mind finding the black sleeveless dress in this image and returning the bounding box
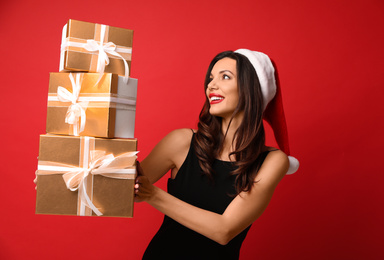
[142,134,270,260]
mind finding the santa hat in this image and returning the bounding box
[235,49,299,174]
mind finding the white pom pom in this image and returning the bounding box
[287,156,299,175]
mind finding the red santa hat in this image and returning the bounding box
[235,49,299,174]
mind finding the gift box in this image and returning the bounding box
[59,19,133,79]
[46,72,137,138]
[35,134,138,217]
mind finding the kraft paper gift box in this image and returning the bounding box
[35,134,138,217]
[46,72,137,138]
[59,19,133,79]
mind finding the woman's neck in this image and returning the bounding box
[221,111,243,137]
[219,112,244,161]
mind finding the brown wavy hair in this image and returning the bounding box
[193,50,266,194]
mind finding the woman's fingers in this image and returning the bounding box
[134,175,153,203]
[134,176,145,202]
[134,181,140,194]
[34,171,38,190]
[134,162,143,202]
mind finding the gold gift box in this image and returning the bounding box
[59,19,133,77]
[35,134,138,218]
[46,72,137,138]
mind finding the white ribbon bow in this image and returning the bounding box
[62,151,138,216]
[57,73,88,136]
[83,25,130,84]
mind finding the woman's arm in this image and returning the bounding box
[135,149,289,245]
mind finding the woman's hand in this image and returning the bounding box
[134,161,156,203]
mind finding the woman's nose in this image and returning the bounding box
[208,79,218,90]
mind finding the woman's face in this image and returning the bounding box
[206,57,239,119]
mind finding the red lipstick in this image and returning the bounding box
[209,93,224,104]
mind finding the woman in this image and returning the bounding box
[135,49,299,259]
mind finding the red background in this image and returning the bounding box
[1,0,383,259]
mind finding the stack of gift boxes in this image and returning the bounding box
[35,19,138,218]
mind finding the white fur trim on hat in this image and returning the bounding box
[234,49,276,111]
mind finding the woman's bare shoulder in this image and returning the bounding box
[159,128,195,154]
[256,149,289,183]
[141,128,196,182]
[267,149,289,164]
[162,128,195,169]
[164,128,195,144]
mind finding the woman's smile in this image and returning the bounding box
[209,93,225,104]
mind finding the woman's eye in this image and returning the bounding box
[223,74,230,80]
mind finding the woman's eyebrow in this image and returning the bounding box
[219,70,235,75]
[211,70,235,77]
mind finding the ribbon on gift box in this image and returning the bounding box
[61,23,131,83]
[49,73,137,136]
[56,73,88,136]
[36,136,138,216]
